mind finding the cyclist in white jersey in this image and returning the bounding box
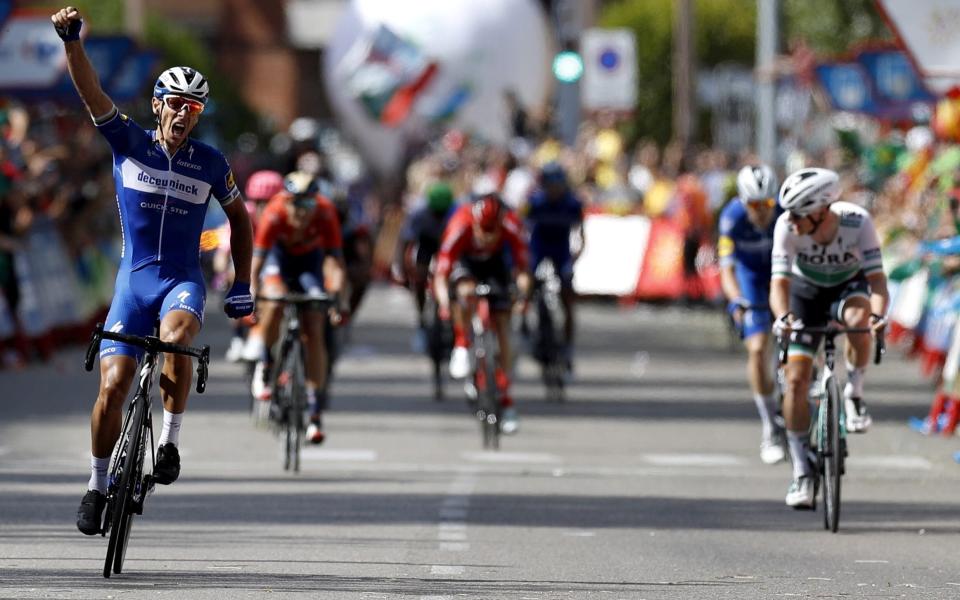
[769,168,888,509]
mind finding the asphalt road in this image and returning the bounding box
[1,284,959,599]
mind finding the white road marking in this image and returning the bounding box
[642,453,745,467]
[562,530,596,537]
[437,530,467,541]
[854,560,889,564]
[439,542,469,551]
[300,448,377,462]
[438,522,467,531]
[0,447,8,457]
[461,451,561,464]
[847,455,931,470]
[430,565,464,576]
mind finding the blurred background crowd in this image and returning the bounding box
[4,0,960,434]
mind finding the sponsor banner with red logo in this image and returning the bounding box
[634,218,686,300]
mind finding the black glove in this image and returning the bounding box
[54,18,82,42]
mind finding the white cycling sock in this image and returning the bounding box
[157,409,183,447]
[753,393,778,438]
[844,360,865,399]
[786,430,811,480]
[88,455,109,493]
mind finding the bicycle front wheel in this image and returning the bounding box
[104,393,147,577]
[478,331,500,450]
[822,375,842,532]
[289,343,306,473]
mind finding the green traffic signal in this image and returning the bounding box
[552,50,583,83]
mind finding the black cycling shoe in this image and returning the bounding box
[152,443,181,485]
[77,490,106,535]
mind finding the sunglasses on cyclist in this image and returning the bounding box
[746,198,776,209]
[291,195,316,210]
[163,95,205,115]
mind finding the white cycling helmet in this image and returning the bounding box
[778,167,840,216]
[153,66,210,104]
[736,164,777,203]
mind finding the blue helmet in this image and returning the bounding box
[540,161,567,186]
[153,66,210,104]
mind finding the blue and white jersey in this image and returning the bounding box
[717,199,779,276]
[97,110,240,273]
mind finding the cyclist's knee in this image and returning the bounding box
[842,300,870,327]
[98,368,133,410]
[455,279,477,299]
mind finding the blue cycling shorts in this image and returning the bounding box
[100,263,205,360]
[735,268,771,339]
[741,306,773,339]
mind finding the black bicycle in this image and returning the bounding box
[528,259,567,403]
[778,323,883,532]
[423,290,452,402]
[83,322,209,578]
[257,292,332,472]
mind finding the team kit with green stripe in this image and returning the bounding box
[771,202,883,358]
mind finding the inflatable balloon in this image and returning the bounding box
[932,97,960,142]
[323,0,552,176]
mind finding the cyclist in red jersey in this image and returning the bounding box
[249,171,347,444]
[434,178,532,434]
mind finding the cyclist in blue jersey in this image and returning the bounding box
[52,7,255,535]
[522,162,584,373]
[718,164,785,464]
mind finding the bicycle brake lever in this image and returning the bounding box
[195,346,210,393]
[84,323,104,372]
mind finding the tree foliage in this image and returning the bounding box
[783,0,892,55]
[598,0,892,146]
[599,0,756,145]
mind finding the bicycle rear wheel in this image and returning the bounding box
[289,343,306,473]
[822,376,842,532]
[478,331,500,450]
[104,393,147,577]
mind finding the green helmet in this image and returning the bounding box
[426,182,454,214]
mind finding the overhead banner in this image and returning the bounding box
[875,0,960,93]
[580,28,637,112]
[52,36,134,98]
[0,14,67,90]
[106,50,158,103]
[815,62,876,113]
[857,49,934,104]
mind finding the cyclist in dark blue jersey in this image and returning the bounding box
[522,163,584,373]
[51,7,255,535]
[717,164,785,465]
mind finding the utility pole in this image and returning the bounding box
[756,0,778,165]
[554,0,582,145]
[672,0,695,150]
[125,0,145,42]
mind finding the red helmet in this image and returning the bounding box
[245,170,284,202]
[471,195,502,232]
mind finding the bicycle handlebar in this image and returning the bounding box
[777,325,885,366]
[83,323,211,394]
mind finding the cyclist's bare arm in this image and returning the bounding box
[223,199,253,285]
[52,7,115,120]
[769,276,790,320]
[720,264,743,303]
[865,271,889,332]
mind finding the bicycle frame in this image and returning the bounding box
[256,293,332,472]
[532,260,566,402]
[778,323,883,532]
[83,322,209,577]
[469,283,502,449]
